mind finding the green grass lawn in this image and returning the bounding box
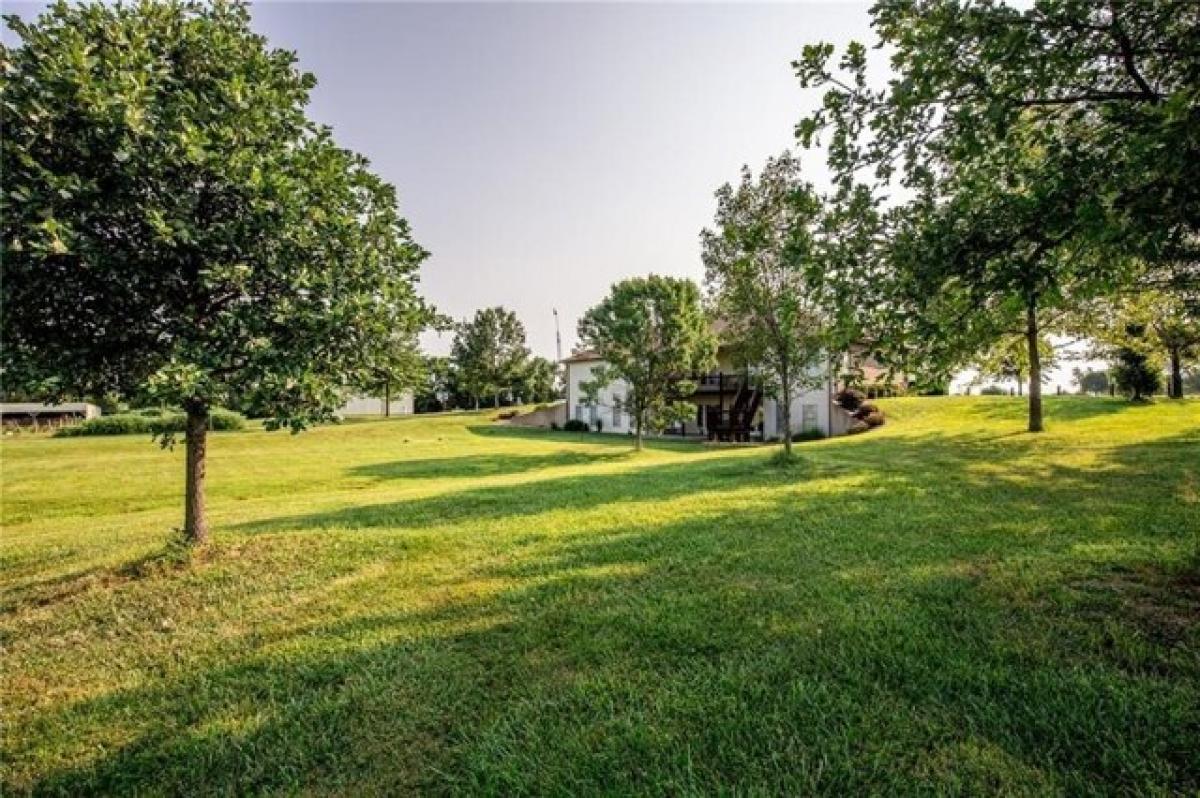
[2,397,1198,795]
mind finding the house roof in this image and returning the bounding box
[561,350,602,365]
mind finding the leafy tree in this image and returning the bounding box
[451,307,530,409]
[1153,305,1200,400]
[885,121,1129,430]
[795,0,1197,430]
[701,152,831,456]
[1081,289,1199,398]
[577,276,716,450]
[352,333,426,417]
[1184,367,1200,396]
[972,334,1058,397]
[796,0,1200,282]
[1111,325,1162,400]
[1071,368,1110,396]
[0,2,432,545]
[413,356,469,413]
[513,356,559,404]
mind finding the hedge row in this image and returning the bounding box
[55,409,246,437]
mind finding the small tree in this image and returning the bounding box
[1111,325,1162,401]
[514,356,559,404]
[1072,368,1110,396]
[1153,304,1200,400]
[451,307,530,409]
[701,152,830,456]
[577,276,716,450]
[1,2,432,546]
[972,335,1058,398]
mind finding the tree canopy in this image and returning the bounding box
[0,1,433,543]
[577,276,716,450]
[451,307,530,408]
[701,152,831,455]
[793,0,1195,428]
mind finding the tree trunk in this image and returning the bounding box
[781,384,793,457]
[183,405,210,545]
[494,391,500,408]
[1169,346,1183,399]
[384,380,391,417]
[635,415,644,451]
[1026,301,1044,433]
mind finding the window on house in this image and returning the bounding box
[589,403,599,426]
[802,403,818,431]
[575,403,585,422]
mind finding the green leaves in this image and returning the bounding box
[451,307,530,406]
[578,275,716,444]
[1,0,433,430]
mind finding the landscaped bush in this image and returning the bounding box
[562,419,590,432]
[852,401,879,421]
[791,428,825,442]
[847,419,870,435]
[862,410,886,428]
[835,388,866,411]
[56,409,246,437]
[979,385,1007,396]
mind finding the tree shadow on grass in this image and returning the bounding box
[15,432,1200,795]
[467,422,710,451]
[961,395,1139,425]
[349,450,633,481]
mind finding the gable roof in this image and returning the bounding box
[561,350,602,365]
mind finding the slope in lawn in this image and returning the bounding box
[2,398,1198,794]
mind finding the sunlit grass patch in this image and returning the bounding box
[2,397,1198,794]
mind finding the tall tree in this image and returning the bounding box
[795,0,1199,429]
[796,0,1200,276]
[514,356,559,405]
[451,307,529,408]
[1111,324,1162,401]
[1,2,433,545]
[971,334,1058,397]
[701,152,830,456]
[577,276,716,450]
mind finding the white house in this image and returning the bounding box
[339,391,414,417]
[562,346,842,441]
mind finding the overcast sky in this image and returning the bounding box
[4,1,1085,391]
[238,2,872,360]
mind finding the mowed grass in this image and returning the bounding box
[2,398,1198,796]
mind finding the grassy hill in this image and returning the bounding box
[2,397,1198,795]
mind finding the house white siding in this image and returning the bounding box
[565,356,838,439]
[339,391,415,417]
[760,380,833,440]
[565,360,632,433]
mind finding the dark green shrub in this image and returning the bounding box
[1112,346,1160,401]
[852,401,879,420]
[835,388,866,411]
[979,385,1007,396]
[56,414,155,436]
[207,409,246,431]
[563,419,589,432]
[56,409,246,437]
[791,428,825,442]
